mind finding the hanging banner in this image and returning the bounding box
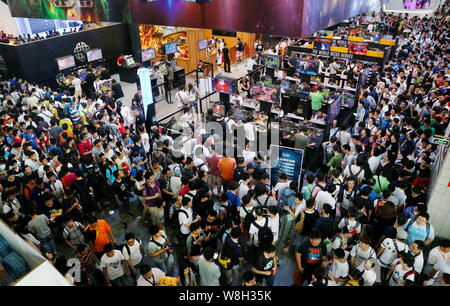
[6,0,131,22]
[137,67,153,119]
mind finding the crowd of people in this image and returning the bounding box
[0,4,449,287]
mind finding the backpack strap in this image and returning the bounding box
[403,269,416,280]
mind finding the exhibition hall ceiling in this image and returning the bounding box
[6,0,389,37]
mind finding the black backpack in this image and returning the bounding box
[233,166,245,182]
[121,238,141,256]
[252,217,273,246]
[170,207,189,230]
[242,206,256,230]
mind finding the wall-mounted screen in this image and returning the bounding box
[164,42,178,55]
[403,0,431,9]
[86,48,103,62]
[313,39,332,51]
[56,55,76,71]
[198,39,208,51]
[348,42,368,55]
[260,55,281,69]
[141,48,156,62]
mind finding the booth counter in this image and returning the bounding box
[0,220,71,286]
[117,63,141,83]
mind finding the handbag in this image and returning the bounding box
[294,212,305,234]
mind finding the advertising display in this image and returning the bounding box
[141,48,156,62]
[137,67,154,120]
[269,145,304,188]
[260,55,281,69]
[212,103,225,116]
[56,55,76,71]
[403,0,431,9]
[7,0,131,22]
[212,77,236,95]
[250,84,280,103]
[86,49,103,62]
[198,39,208,51]
[313,39,332,51]
[164,42,178,55]
[348,42,368,55]
[295,60,320,76]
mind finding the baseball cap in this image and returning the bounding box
[133,157,144,164]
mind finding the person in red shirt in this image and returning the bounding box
[78,132,93,160]
[60,165,78,190]
[206,147,223,195]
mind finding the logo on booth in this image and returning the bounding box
[73,42,91,63]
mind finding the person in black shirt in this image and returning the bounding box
[103,91,116,115]
[61,189,83,223]
[85,70,96,99]
[201,210,222,249]
[295,229,328,285]
[193,189,214,221]
[113,170,132,229]
[252,244,277,286]
[294,199,320,250]
[1,170,22,199]
[222,227,244,286]
[111,79,124,100]
[40,193,64,239]
[222,43,231,73]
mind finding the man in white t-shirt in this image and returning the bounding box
[424,240,450,276]
[179,197,200,236]
[362,258,378,286]
[72,76,82,98]
[177,87,190,108]
[136,264,165,286]
[377,231,410,271]
[101,243,133,286]
[268,206,280,244]
[387,253,416,286]
[122,233,144,276]
[314,184,336,211]
[327,248,349,286]
[249,207,270,247]
[411,240,425,274]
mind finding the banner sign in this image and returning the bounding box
[270,145,304,188]
[137,67,153,119]
[8,0,383,38]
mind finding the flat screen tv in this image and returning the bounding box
[313,39,332,51]
[212,103,225,116]
[198,39,208,51]
[295,60,319,76]
[260,54,281,69]
[250,84,280,104]
[56,55,76,71]
[348,42,368,55]
[164,42,178,55]
[86,48,103,62]
[403,0,431,9]
[141,48,156,62]
[212,77,236,95]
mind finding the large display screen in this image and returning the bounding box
[260,55,281,69]
[86,49,103,62]
[212,77,236,95]
[270,145,304,188]
[198,39,208,51]
[250,84,280,103]
[141,48,156,62]
[56,55,76,71]
[313,39,332,51]
[295,60,319,76]
[164,42,178,55]
[212,103,225,116]
[403,0,431,9]
[348,42,368,55]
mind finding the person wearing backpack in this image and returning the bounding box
[240,195,255,234]
[350,236,376,271]
[220,227,244,286]
[402,212,435,246]
[148,225,174,275]
[343,156,365,185]
[387,252,416,286]
[377,231,410,278]
[293,199,320,252]
[249,206,273,248]
[122,232,145,278]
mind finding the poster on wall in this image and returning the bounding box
[6,0,131,22]
[269,145,304,188]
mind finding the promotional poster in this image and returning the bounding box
[270,145,304,188]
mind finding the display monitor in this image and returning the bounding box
[280,80,292,92]
[313,39,332,51]
[86,49,103,62]
[348,42,368,55]
[212,77,236,95]
[141,48,156,62]
[295,60,319,76]
[348,27,363,37]
[250,84,280,104]
[56,55,76,71]
[164,42,178,55]
[403,0,431,9]
[260,54,281,69]
[198,39,208,51]
[212,103,225,116]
